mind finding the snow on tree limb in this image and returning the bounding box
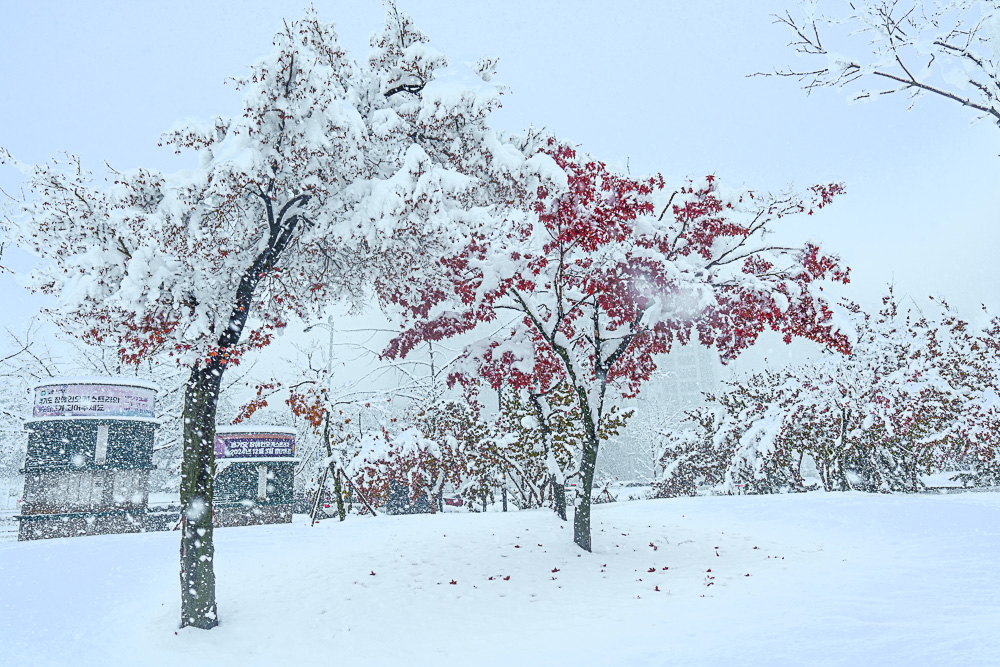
[759,0,1000,125]
[383,138,851,549]
[1,2,563,627]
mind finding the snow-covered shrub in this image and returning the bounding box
[652,408,726,497]
[940,314,1000,487]
[655,375,811,496]
[660,289,1000,494]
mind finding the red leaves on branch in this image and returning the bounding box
[287,385,327,429]
[386,139,851,426]
[233,381,282,425]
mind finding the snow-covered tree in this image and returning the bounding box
[763,0,1000,126]
[1,6,559,629]
[386,140,852,551]
[665,289,996,494]
[493,382,575,516]
[654,371,795,496]
[937,308,1000,485]
[0,325,39,492]
[488,380,630,516]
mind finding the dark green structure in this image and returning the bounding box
[18,379,158,541]
[213,426,297,527]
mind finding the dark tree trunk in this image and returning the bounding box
[176,192,310,630]
[569,329,606,552]
[573,429,599,552]
[179,363,223,629]
[551,474,567,521]
[333,469,347,521]
[323,415,347,521]
[515,294,629,552]
[568,308,629,551]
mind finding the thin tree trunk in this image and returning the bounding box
[309,466,329,526]
[323,414,346,521]
[179,363,223,630]
[819,462,832,492]
[551,474,567,521]
[333,469,346,521]
[573,409,600,552]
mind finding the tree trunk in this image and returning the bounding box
[179,363,223,630]
[333,469,346,521]
[551,474,567,521]
[176,192,309,630]
[323,415,346,522]
[573,428,599,552]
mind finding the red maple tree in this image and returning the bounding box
[386,140,852,550]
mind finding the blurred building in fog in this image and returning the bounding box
[596,344,721,483]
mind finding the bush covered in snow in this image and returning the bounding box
[656,289,1000,495]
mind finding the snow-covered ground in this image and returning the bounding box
[1,493,998,665]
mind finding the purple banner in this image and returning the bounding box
[33,383,156,419]
[214,432,295,459]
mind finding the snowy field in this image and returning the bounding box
[1,493,999,666]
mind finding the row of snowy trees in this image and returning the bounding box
[2,0,994,634]
[655,289,1000,496]
[287,368,632,519]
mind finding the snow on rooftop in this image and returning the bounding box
[215,426,296,436]
[23,415,162,426]
[29,377,160,392]
[216,457,300,464]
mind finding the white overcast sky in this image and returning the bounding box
[1,0,998,359]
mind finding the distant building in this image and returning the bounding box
[18,378,158,541]
[646,343,720,426]
[596,344,721,482]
